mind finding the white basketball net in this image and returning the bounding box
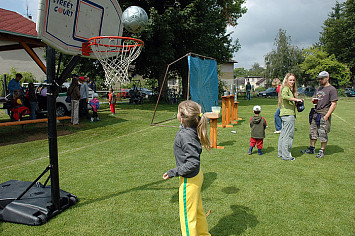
[88,37,143,87]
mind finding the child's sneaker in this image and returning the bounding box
[258,150,264,155]
[248,147,253,155]
[316,149,325,158]
[96,117,101,121]
[301,146,315,154]
[90,117,94,122]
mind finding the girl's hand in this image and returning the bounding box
[163,172,169,180]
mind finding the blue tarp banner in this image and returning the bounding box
[188,56,218,112]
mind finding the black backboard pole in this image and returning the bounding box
[46,46,60,210]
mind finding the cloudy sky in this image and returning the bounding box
[0,0,344,69]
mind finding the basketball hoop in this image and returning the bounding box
[83,36,144,87]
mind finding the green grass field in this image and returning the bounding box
[0,97,354,235]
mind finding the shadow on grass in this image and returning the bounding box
[293,145,344,157]
[170,172,217,203]
[218,140,235,146]
[76,179,167,208]
[222,186,240,194]
[0,114,128,146]
[210,205,259,236]
[262,146,275,154]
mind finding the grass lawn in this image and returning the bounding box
[0,97,354,235]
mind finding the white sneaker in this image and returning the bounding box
[90,117,94,122]
[274,130,281,134]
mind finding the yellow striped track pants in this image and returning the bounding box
[179,170,210,236]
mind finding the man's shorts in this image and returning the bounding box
[309,115,331,142]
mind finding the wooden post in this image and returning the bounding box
[226,96,231,125]
[218,96,233,128]
[234,101,242,121]
[205,112,224,149]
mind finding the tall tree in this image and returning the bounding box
[234,67,248,77]
[248,63,265,77]
[129,0,247,98]
[264,29,304,84]
[300,46,351,87]
[319,0,355,76]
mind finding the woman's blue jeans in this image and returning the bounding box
[274,108,282,131]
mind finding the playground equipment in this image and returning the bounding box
[0,0,146,225]
[151,52,218,127]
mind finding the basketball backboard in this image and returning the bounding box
[37,0,123,58]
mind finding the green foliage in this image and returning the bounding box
[234,64,266,78]
[248,63,266,77]
[218,78,227,98]
[300,47,351,87]
[129,0,247,97]
[234,67,248,77]
[319,0,355,75]
[265,29,305,83]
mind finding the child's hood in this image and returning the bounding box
[91,98,99,102]
[252,115,262,124]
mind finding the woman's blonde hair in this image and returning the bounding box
[178,100,211,150]
[278,73,298,107]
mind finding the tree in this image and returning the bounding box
[300,47,351,87]
[248,63,265,77]
[319,0,355,76]
[234,67,248,77]
[264,29,304,84]
[127,0,247,99]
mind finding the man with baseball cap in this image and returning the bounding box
[301,71,338,158]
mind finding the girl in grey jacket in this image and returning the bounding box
[163,100,211,236]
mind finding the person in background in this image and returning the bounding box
[67,77,80,125]
[8,73,23,98]
[87,76,97,92]
[108,88,117,115]
[248,105,267,155]
[246,80,252,101]
[27,83,37,120]
[89,93,101,122]
[277,73,303,161]
[301,71,338,158]
[10,89,30,121]
[272,78,282,133]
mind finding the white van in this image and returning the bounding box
[23,82,94,117]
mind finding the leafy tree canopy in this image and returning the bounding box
[264,29,304,84]
[234,63,265,78]
[300,46,351,87]
[319,0,355,75]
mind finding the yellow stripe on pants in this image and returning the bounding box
[179,170,210,236]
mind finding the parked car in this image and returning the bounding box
[23,82,94,117]
[141,88,157,98]
[345,88,355,97]
[257,88,277,97]
[118,88,130,99]
[297,87,315,97]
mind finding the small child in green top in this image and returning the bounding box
[249,105,267,155]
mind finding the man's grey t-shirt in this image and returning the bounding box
[314,85,338,111]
